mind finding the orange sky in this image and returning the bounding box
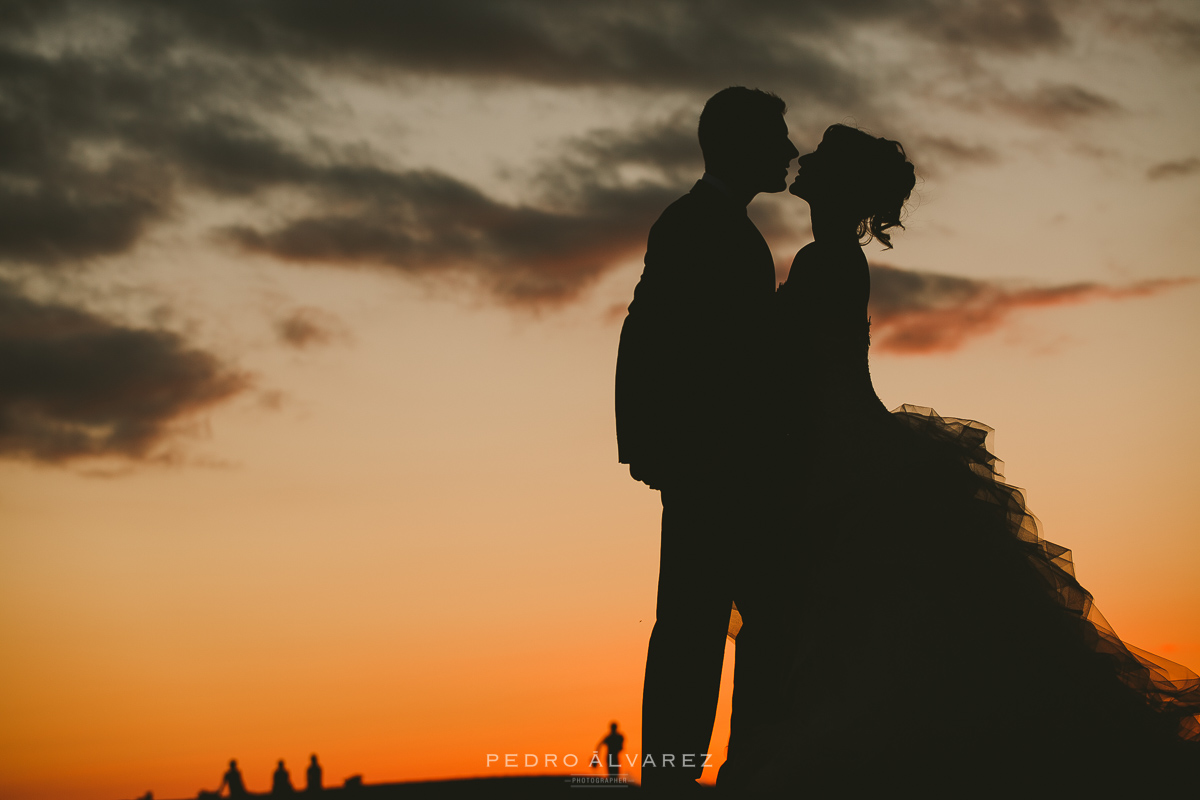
[1,3,1199,799]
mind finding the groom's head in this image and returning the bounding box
[699,87,798,196]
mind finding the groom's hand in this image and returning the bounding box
[629,461,663,490]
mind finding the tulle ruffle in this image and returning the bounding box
[722,402,1200,792]
[887,403,1200,740]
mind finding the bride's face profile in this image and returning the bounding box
[788,127,865,210]
[788,143,830,205]
[788,124,916,248]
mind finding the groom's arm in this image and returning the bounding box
[616,207,691,488]
[617,196,735,488]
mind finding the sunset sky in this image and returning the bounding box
[1,2,1199,798]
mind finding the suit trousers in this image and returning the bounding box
[641,483,743,788]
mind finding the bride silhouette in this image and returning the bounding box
[717,124,1200,794]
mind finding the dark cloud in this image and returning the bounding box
[0,281,248,463]
[139,0,1078,87]
[0,1,1088,276]
[1147,157,1200,181]
[225,162,681,306]
[143,108,701,307]
[546,116,702,192]
[275,307,348,349]
[0,28,305,265]
[0,161,166,265]
[6,0,869,106]
[0,0,1146,315]
[0,10,708,308]
[868,264,1196,354]
[904,0,1066,54]
[167,116,319,196]
[0,45,175,265]
[1104,7,1200,60]
[0,0,1082,136]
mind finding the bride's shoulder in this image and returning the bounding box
[788,242,823,270]
[783,242,866,290]
[782,243,825,289]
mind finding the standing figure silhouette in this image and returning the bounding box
[615,85,798,795]
[599,722,625,778]
[305,754,322,792]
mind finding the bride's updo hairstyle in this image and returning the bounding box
[815,124,916,249]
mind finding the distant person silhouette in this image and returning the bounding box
[305,754,323,792]
[217,759,247,798]
[272,759,294,794]
[598,722,625,778]
[615,85,798,794]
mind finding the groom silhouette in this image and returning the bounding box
[615,87,798,793]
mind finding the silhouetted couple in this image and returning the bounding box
[616,87,1200,796]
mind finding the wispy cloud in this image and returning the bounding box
[218,117,706,306]
[910,135,1000,166]
[989,82,1121,128]
[1103,6,1200,60]
[868,264,1196,354]
[1147,157,1200,181]
[275,307,349,349]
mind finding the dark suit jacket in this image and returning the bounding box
[615,179,776,489]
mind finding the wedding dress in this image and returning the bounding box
[720,240,1200,794]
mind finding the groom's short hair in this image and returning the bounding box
[698,87,787,167]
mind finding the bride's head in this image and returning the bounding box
[790,124,916,249]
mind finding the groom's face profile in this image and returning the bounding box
[699,88,799,198]
[742,114,800,194]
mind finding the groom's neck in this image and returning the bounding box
[701,171,757,207]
